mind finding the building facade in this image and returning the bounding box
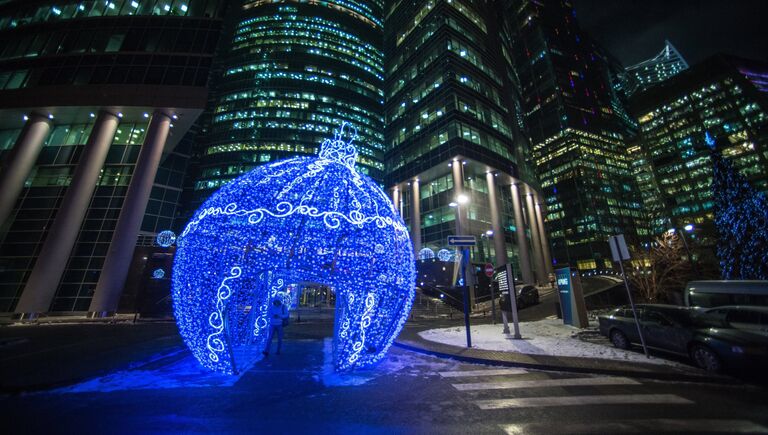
[384,0,552,287]
[625,40,689,97]
[186,0,385,214]
[504,0,643,272]
[0,0,226,315]
[629,55,768,249]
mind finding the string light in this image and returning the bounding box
[172,123,415,374]
[710,137,768,280]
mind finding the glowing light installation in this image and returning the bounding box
[152,268,165,279]
[437,249,454,262]
[418,248,435,260]
[172,123,415,374]
[156,230,177,247]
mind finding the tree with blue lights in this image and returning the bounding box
[710,137,768,280]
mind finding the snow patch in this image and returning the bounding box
[419,318,687,367]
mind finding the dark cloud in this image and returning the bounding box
[572,0,768,67]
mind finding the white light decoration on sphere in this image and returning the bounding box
[172,123,416,374]
[418,248,435,260]
[437,249,454,262]
[156,230,177,248]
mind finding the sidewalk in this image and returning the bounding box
[394,319,727,383]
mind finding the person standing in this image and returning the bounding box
[263,296,289,356]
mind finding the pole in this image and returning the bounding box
[610,237,649,358]
[506,263,522,339]
[489,278,496,324]
[461,247,472,348]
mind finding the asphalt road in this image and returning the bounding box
[2,321,768,434]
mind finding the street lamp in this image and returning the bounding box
[449,194,472,347]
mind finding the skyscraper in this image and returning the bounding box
[625,40,689,96]
[384,0,552,287]
[505,0,643,271]
[188,0,385,213]
[0,0,227,316]
[630,55,768,250]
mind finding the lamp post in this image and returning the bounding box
[667,224,698,275]
[450,194,472,348]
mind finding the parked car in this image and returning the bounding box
[702,306,768,337]
[598,304,768,373]
[515,284,540,309]
[684,280,768,308]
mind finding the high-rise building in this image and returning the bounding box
[384,0,552,288]
[505,0,643,272]
[187,0,385,213]
[630,55,768,249]
[0,0,227,316]
[625,40,688,97]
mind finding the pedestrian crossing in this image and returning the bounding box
[439,366,768,434]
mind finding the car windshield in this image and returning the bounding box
[681,311,728,328]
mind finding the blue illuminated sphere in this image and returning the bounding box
[156,230,177,248]
[437,249,454,262]
[418,248,435,260]
[172,125,416,374]
[152,268,165,279]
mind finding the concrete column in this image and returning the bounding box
[0,113,52,229]
[391,185,400,220]
[510,183,534,284]
[89,110,172,317]
[485,171,508,267]
[410,179,421,255]
[451,160,465,234]
[534,197,554,276]
[14,111,119,318]
[525,190,547,286]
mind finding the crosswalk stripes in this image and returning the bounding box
[451,375,640,391]
[500,419,768,434]
[438,367,768,433]
[475,393,693,409]
[438,368,528,378]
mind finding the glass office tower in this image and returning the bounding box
[504,0,643,272]
[630,55,768,251]
[188,0,385,212]
[385,0,553,288]
[0,0,226,315]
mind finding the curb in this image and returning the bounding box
[393,340,733,385]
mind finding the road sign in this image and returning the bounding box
[608,234,631,261]
[484,263,494,277]
[447,235,476,247]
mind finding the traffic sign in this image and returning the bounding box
[484,263,494,277]
[447,235,476,247]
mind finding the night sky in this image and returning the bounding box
[572,0,768,67]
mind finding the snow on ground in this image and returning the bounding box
[418,318,687,367]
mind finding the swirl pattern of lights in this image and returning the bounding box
[172,123,415,374]
[156,230,177,248]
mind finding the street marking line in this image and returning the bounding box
[439,368,528,378]
[476,394,693,409]
[453,376,639,391]
[501,419,768,434]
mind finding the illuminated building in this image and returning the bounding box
[188,0,385,214]
[630,55,768,249]
[0,0,226,315]
[625,40,689,97]
[504,0,643,272]
[385,0,553,289]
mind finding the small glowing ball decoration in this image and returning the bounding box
[418,248,435,260]
[172,123,415,374]
[156,230,177,248]
[152,268,165,279]
[437,249,454,262]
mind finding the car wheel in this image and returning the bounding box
[690,345,723,373]
[610,329,630,349]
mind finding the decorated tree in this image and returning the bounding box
[710,144,768,280]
